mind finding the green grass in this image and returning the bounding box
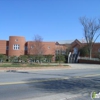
[27,64,59,67]
[0,63,69,67]
[0,63,21,67]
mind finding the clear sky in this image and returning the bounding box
[0,0,100,42]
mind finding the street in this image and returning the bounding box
[0,64,100,100]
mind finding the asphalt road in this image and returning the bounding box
[0,65,100,100]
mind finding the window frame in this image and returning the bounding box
[13,44,20,50]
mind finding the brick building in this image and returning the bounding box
[65,39,100,58]
[0,36,100,61]
[0,36,67,61]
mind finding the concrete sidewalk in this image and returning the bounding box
[0,63,100,72]
[68,63,100,69]
[22,92,92,100]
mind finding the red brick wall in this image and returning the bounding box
[8,36,26,57]
[56,45,67,51]
[0,40,7,54]
[92,43,100,57]
[27,41,56,61]
[27,41,56,56]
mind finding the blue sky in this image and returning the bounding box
[0,0,100,42]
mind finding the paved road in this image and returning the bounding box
[0,64,100,100]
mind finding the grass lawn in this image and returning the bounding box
[0,63,69,67]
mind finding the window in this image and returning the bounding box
[25,46,27,51]
[48,46,50,49]
[73,47,78,54]
[13,44,20,50]
[6,46,9,50]
[58,50,60,54]
[31,46,34,49]
[56,50,58,54]
[62,51,65,54]
[56,50,59,54]
[15,39,18,42]
[98,48,100,52]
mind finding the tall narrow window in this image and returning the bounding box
[98,48,100,52]
[25,46,27,51]
[74,47,78,54]
[6,46,9,50]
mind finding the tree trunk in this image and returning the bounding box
[89,46,92,59]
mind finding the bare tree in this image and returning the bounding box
[28,35,45,63]
[33,34,45,56]
[80,17,100,58]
